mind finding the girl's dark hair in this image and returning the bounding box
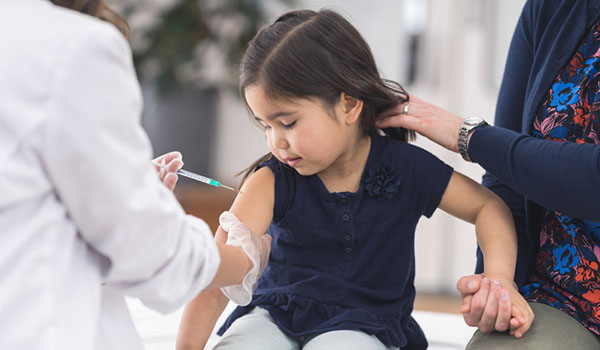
[51,0,129,38]
[239,9,413,184]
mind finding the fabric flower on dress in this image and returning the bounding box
[364,165,399,200]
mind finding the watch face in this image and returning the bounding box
[464,117,484,126]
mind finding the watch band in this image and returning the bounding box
[458,118,487,162]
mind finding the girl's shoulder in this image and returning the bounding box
[256,156,299,221]
[375,136,454,218]
[377,135,447,170]
[258,156,286,173]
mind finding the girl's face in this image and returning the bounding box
[245,84,362,176]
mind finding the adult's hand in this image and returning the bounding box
[152,151,183,191]
[457,274,512,332]
[457,274,533,337]
[377,95,464,153]
[219,211,272,306]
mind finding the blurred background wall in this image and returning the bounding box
[117,0,526,295]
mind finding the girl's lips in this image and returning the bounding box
[287,157,302,166]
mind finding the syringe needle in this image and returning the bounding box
[218,184,240,192]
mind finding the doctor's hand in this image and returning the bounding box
[152,151,183,191]
[377,95,464,153]
[457,274,534,338]
[218,211,272,306]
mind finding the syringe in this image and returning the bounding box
[176,169,239,193]
[154,161,239,192]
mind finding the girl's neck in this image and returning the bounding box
[317,135,371,193]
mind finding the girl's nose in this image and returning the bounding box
[272,130,289,150]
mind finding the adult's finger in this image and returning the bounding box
[152,151,183,171]
[158,157,168,180]
[376,113,424,131]
[457,274,483,314]
[478,280,502,332]
[457,274,484,296]
[158,151,183,163]
[165,157,184,173]
[495,288,512,332]
[162,172,178,191]
[378,96,424,126]
[464,278,491,328]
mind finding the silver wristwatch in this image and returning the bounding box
[458,117,487,162]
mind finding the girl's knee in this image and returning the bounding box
[214,308,299,350]
[303,330,393,350]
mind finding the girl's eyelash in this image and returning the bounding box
[257,120,294,130]
[283,121,296,129]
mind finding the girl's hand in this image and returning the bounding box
[504,282,534,338]
[457,274,534,338]
[377,95,464,152]
[152,151,183,191]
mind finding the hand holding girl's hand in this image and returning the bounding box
[457,274,534,338]
[458,274,511,332]
[377,95,464,152]
[152,151,183,191]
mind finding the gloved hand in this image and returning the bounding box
[219,211,271,306]
[152,151,183,191]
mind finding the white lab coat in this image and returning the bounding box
[0,1,221,349]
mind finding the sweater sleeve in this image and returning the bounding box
[470,125,600,222]
[41,22,220,313]
[474,0,600,222]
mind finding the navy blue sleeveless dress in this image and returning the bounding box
[218,134,453,349]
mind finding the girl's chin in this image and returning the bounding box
[291,165,317,176]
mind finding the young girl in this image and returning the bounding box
[177,9,533,350]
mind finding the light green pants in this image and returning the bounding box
[467,302,600,349]
[213,307,397,350]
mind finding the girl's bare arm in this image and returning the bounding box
[438,171,533,338]
[176,167,275,349]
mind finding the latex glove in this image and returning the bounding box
[152,151,183,191]
[219,211,271,306]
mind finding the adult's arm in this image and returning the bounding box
[471,0,600,221]
[40,21,221,313]
[458,0,600,332]
[470,126,600,222]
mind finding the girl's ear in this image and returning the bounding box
[338,92,363,125]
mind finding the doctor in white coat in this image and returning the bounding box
[0,0,270,349]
